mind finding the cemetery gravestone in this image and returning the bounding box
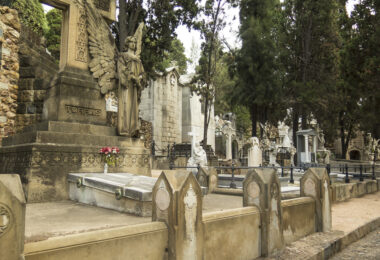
[300,168,332,232]
[0,0,150,203]
[0,174,26,260]
[243,168,284,256]
[248,137,262,167]
[152,171,203,260]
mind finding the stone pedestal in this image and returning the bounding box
[152,170,203,260]
[0,121,150,202]
[0,174,26,260]
[43,68,107,125]
[300,168,332,232]
[243,169,284,256]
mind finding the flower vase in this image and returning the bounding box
[104,163,108,174]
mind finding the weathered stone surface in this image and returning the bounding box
[0,174,26,260]
[300,168,332,232]
[0,7,20,142]
[152,170,203,259]
[243,168,284,256]
[68,173,156,216]
[282,197,316,245]
[0,121,150,202]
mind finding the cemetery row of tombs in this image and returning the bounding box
[0,3,380,260]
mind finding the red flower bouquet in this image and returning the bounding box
[99,146,120,167]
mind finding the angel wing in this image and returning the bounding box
[134,23,145,57]
[85,0,117,94]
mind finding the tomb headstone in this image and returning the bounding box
[68,172,156,216]
[300,168,332,232]
[152,170,203,259]
[248,137,262,167]
[0,0,150,203]
[0,174,26,260]
[243,168,284,256]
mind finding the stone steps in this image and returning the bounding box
[18,121,117,136]
[2,130,147,149]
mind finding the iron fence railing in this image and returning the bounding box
[168,163,379,189]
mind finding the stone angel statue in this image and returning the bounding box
[85,1,146,137]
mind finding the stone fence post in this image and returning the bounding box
[300,168,332,232]
[152,170,203,260]
[243,169,284,256]
[0,174,26,260]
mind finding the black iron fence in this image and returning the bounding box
[168,163,379,189]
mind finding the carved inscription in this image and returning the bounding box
[65,105,101,116]
[0,205,11,237]
[75,6,88,63]
[94,0,110,11]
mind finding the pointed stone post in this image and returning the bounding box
[0,174,26,260]
[300,168,332,232]
[152,170,203,260]
[243,169,284,256]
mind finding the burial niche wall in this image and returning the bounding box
[0,6,20,143]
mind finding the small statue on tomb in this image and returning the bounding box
[85,1,146,137]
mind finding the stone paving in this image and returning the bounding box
[330,227,380,260]
[260,191,380,260]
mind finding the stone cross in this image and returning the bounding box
[40,0,116,71]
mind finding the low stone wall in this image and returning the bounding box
[282,197,316,244]
[24,222,168,260]
[0,7,20,143]
[203,207,261,259]
[331,180,379,202]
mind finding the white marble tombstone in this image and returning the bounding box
[248,137,262,167]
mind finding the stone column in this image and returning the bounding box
[300,168,332,232]
[304,135,309,162]
[152,170,203,260]
[243,169,284,256]
[0,174,26,260]
[226,133,232,160]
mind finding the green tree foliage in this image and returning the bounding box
[335,0,380,157]
[236,0,283,137]
[348,0,380,139]
[45,9,62,62]
[192,0,236,148]
[11,0,47,34]
[160,38,188,74]
[280,0,341,146]
[115,0,200,76]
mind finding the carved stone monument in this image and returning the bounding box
[0,0,150,203]
[300,168,332,232]
[248,137,262,167]
[0,174,26,260]
[152,170,203,259]
[243,168,284,256]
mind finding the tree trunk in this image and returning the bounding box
[301,111,307,129]
[292,106,299,148]
[251,104,257,137]
[203,95,209,150]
